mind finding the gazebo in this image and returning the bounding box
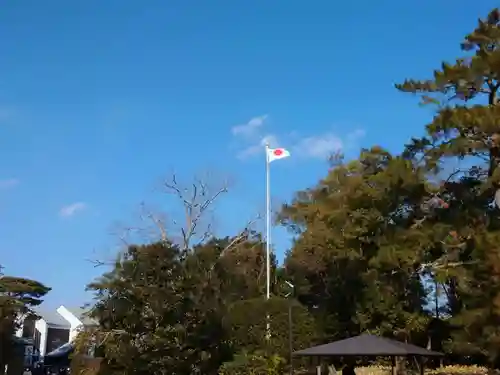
[293,334,443,375]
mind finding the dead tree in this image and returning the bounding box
[89,172,261,266]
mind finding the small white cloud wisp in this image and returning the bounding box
[231,115,268,138]
[237,134,280,159]
[294,133,344,159]
[0,178,19,189]
[59,202,87,218]
[231,114,366,162]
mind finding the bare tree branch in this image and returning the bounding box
[218,214,261,260]
[88,171,248,268]
[202,212,263,282]
[161,173,230,252]
[138,202,168,243]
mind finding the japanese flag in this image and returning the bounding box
[267,147,290,163]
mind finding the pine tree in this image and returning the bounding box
[0,269,50,373]
[396,8,500,364]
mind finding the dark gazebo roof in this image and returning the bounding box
[293,334,443,357]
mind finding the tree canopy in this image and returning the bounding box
[0,268,51,373]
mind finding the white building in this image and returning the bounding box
[16,305,98,356]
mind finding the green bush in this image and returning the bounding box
[225,297,318,358]
[427,365,489,375]
[354,365,490,375]
[218,351,286,375]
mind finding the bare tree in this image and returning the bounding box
[159,172,229,252]
[88,171,262,267]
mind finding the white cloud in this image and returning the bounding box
[346,129,366,142]
[59,202,87,218]
[237,134,279,159]
[0,178,19,189]
[231,115,268,137]
[294,133,344,159]
[293,129,365,159]
[231,114,366,162]
[0,107,14,124]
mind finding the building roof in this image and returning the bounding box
[293,334,443,357]
[33,305,98,329]
[35,309,71,329]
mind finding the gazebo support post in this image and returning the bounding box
[419,356,424,375]
[391,356,396,375]
[316,357,322,375]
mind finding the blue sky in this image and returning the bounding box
[0,0,497,309]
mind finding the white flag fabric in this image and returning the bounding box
[267,147,290,163]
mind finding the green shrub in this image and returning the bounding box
[219,351,286,375]
[427,365,488,375]
[354,365,489,375]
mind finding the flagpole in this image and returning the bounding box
[266,143,271,301]
[265,143,271,339]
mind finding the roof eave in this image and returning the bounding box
[293,351,444,357]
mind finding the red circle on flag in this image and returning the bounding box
[274,149,283,156]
